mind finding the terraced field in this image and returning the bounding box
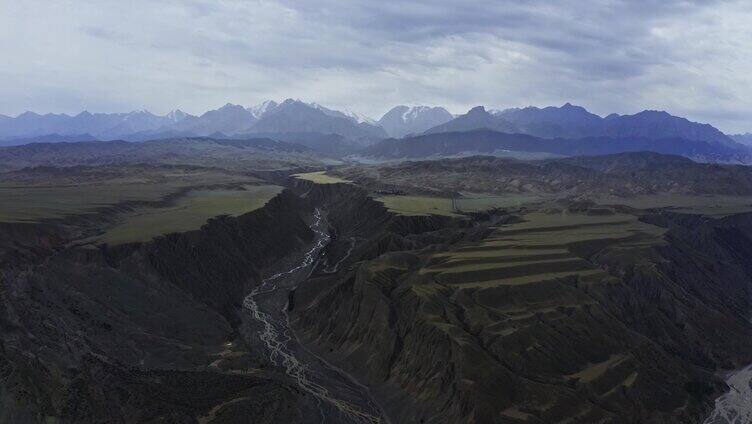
[371,208,672,417]
[423,211,665,289]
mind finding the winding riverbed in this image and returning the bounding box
[705,365,752,424]
[242,209,385,424]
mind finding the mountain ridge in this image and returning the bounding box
[360,129,751,163]
[1,102,744,155]
[427,103,739,148]
[0,99,390,145]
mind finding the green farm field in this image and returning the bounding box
[292,171,351,184]
[404,207,667,371]
[420,210,665,289]
[375,195,458,216]
[455,192,551,210]
[376,191,752,219]
[96,185,282,245]
[0,166,261,222]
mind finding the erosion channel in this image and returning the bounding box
[243,207,386,424]
[705,364,752,423]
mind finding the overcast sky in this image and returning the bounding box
[1,0,751,132]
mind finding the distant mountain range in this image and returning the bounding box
[0,99,390,145]
[1,101,748,163]
[360,129,750,163]
[425,104,740,148]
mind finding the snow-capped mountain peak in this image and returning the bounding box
[402,105,439,122]
[342,109,377,125]
[378,105,454,137]
[123,109,156,120]
[307,102,375,124]
[166,109,190,123]
[247,100,279,119]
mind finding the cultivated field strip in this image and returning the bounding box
[293,171,352,184]
[421,210,665,289]
[0,166,261,222]
[97,185,282,244]
[400,209,672,410]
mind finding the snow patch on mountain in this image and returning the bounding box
[378,105,455,138]
[247,100,279,119]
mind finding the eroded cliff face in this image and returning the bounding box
[289,186,752,424]
[0,190,318,423]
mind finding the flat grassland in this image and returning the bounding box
[455,193,549,211]
[375,195,458,216]
[0,166,260,222]
[377,192,752,218]
[292,171,351,184]
[97,185,282,244]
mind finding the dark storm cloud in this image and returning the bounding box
[0,0,750,132]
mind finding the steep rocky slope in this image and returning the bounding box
[288,182,752,423]
[0,190,322,422]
